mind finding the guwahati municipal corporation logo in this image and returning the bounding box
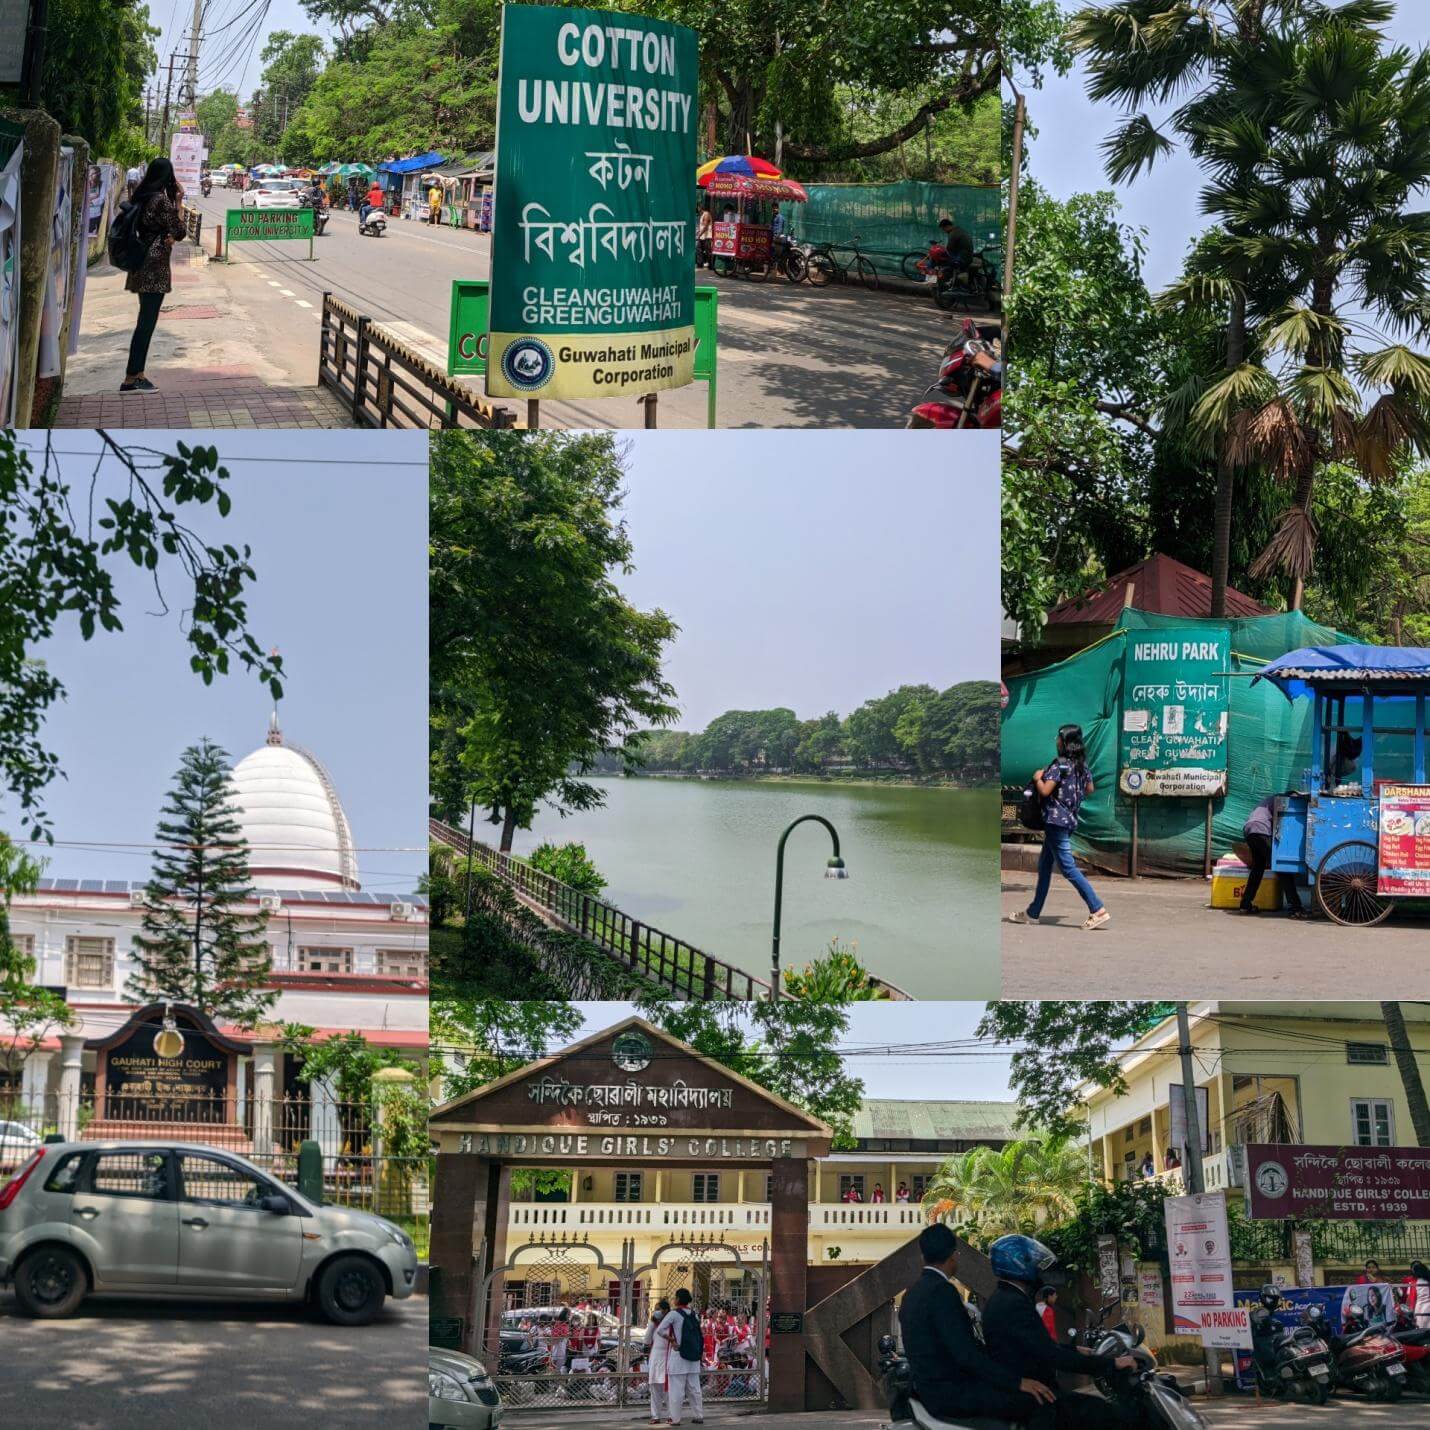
[1255,1159,1289,1198]
[501,337,554,391]
[1124,770,1145,792]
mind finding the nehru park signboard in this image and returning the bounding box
[1118,626,1230,797]
[485,5,698,401]
[1247,1143,1430,1221]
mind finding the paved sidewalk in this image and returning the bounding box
[53,239,349,428]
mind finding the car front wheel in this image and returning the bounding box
[13,1245,87,1318]
[315,1254,385,1326]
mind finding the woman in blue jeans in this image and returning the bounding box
[1008,723,1110,930]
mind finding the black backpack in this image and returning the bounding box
[1016,774,1045,831]
[107,200,149,273]
[677,1307,703,1361]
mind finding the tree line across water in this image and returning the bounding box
[591,681,999,781]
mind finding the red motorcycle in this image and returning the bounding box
[906,318,1002,429]
[1307,1302,1408,1401]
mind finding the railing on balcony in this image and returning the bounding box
[509,1200,924,1234]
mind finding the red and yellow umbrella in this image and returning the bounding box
[696,154,783,186]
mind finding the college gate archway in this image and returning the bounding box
[429,1017,831,1413]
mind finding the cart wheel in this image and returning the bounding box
[1315,840,1393,926]
[805,252,836,287]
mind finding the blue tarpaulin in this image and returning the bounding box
[1255,646,1430,701]
[379,152,446,174]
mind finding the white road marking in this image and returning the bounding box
[295,299,313,309]
[280,288,295,296]
[267,279,282,287]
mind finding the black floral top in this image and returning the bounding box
[124,192,188,295]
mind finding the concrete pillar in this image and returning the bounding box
[57,134,88,380]
[309,1073,340,1152]
[2,108,61,425]
[768,1156,810,1414]
[57,1034,85,1140]
[20,1050,52,1121]
[251,1043,276,1157]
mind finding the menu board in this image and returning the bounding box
[1377,784,1430,895]
[1118,627,1230,796]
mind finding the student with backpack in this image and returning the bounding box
[109,157,188,393]
[657,1287,705,1426]
[1007,722,1110,930]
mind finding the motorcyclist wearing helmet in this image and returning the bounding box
[899,1224,1057,1424]
[982,1235,1138,1428]
[1250,1285,1285,1378]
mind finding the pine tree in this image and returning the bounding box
[125,739,276,1028]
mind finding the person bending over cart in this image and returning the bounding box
[1238,795,1308,918]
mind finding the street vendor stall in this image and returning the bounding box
[1256,646,1430,924]
[699,166,809,282]
[378,152,447,220]
[428,153,494,230]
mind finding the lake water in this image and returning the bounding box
[507,776,998,998]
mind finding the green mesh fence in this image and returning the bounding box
[794,181,1001,277]
[1001,607,1361,874]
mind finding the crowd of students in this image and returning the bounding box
[841,1180,914,1203]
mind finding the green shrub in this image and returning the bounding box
[528,841,607,894]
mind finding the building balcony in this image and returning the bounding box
[508,1201,927,1235]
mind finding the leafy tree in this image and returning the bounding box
[845,685,936,767]
[1039,1176,1174,1276]
[793,713,846,773]
[250,31,328,153]
[279,1023,422,1102]
[922,1137,1089,1243]
[637,998,866,1148]
[0,433,283,843]
[527,842,606,895]
[429,997,581,1101]
[124,740,275,1028]
[430,431,678,852]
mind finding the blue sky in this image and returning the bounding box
[7,432,428,893]
[571,1001,1018,1102]
[1021,4,1427,290]
[613,432,1001,730]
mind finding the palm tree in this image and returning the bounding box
[921,1138,1091,1243]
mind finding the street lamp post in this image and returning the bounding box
[770,814,848,1000]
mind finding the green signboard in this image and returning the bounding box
[1118,626,1230,797]
[224,206,315,261]
[485,4,698,401]
[449,278,491,375]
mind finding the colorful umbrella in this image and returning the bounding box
[696,155,782,186]
[702,174,808,203]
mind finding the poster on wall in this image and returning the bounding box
[37,146,73,379]
[485,4,698,400]
[0,0,26,86]
[1165,1191,1247,1346]
[1118,626,1230,796]
[1138,1267,1164,1311]
[170,130,204,194]
[1377,784,1430,896]
[0,137,22,424]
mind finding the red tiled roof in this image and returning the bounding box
[218,1025,429,1048]
[262,973,428,996]
[1046,553,1271,625]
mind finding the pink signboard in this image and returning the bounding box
[1246,1143,1430,1220]
[1378,784,1430,896]
[711,220,770,262]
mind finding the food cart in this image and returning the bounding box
[1256,646,1430,924]
[702,174,809,280]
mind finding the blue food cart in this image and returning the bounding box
[1255,646,1430,925]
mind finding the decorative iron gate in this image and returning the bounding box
[478,1233,767,1411]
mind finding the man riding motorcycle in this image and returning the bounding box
[899,1223,1057,1425]
[982,1234,1139,1428]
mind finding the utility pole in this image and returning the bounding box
[185,0,202,112]
[159,51,179,153]
[1176,1002,1224,1399]
[19,0,49,107]
[1003,81,1026,305]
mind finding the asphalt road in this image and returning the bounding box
[1196,1392,1430,1426]
[1000,868,1430,998]
[188,190,976,428]
[0,1288,425,1428]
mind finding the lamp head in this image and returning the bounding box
[824,856,848,880]
[153,1002,186,1060]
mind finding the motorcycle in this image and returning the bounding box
[200,176,212,197]
[876,1334,1024,1430]
[1305,1302,1407,1401]
[1249,1293,1334,1404]
[1071,1305,1208,1429]
[906,318,1002,429]
[303,195,330,236]
[358,208,387,237]
[1390,1290,1430,1393]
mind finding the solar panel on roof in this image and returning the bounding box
[79,880,105,891]
[105,881,130,893]
[53,879,79,890]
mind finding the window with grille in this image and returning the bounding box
[764,1174,774,1201]
[65,937,114,988]
[1139,1116,1152,1134]
[1352,1098,1395,1147]
[377,947,427,978]
[238,945,271,974]
[1124,1126,1135,1142]
[90,1152,169,1200]
[691,1172,720,1203]
[298,947,353,974]
[178,1153,269,1207]
[1347,1043,1390,1066]
[613,1172,643,1203]
[839,1174,866,1201]
[9,933,34,963]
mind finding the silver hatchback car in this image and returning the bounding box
[0,1141,417,1324]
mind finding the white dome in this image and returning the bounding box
[229,716,360,890]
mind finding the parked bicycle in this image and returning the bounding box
[804,235,881,290]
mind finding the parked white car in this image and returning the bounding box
[210,171,230,189]
[241,178,303,209]
[0,1121,40,1170]
[0,1140,417,1323]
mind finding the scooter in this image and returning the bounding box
[200,176,212,197]
[1071,1305,1208,1429]
[1305,1302,1407,1401]
[877,1334,1024,1430]
[1387,1295,1430,1393]
[1249,1291,1334,1404]
[358,208,387,237]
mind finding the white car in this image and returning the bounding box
[210,171,230,189]
[0,1122,40,1169]
[242,178,303,209]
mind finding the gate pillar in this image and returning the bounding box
[431,1154,511,1358]
[768,1155,809,1413]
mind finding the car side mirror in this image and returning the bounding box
[258,1193,291,1214]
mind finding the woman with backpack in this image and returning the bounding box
[1008,722,1110,930]
[117,157,188,393]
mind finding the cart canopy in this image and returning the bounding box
[1253,646,1430,701]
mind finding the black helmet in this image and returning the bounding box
[1259,1284,1280,1312]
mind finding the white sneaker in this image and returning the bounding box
[1006,909,1039,924]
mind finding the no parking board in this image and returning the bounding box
[485,4,698,400]
[224,207,315,261]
